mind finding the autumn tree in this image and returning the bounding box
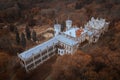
[51,45,120,80]
[0,36,13,54]
[0,52,26,80]
[15,31,20,44]
[9,24,18,33]
[14,26,18,33]
[32,30,37,42]
[21,32,26,48]
[9,24,15,32]
[75,2,82,9]
[25,26,31,40]
[95,0,105,4]
[28,18,36,27]
[51,51,92,80]
[61,21,65,32]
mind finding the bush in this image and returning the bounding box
[95,0,105,4]
[75,2,83,9]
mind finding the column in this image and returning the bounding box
[39,50,42,61]
[19,55,24,67]
[32,54,36,69]
[53,42,55,54]
[24,60,29,72]
[88,37,91,44]
[47,46,49,58]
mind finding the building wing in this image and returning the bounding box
[18,37,58,61]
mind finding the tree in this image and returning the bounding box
[21,32,26,48]
[28,17,36,27]
[9,24,15,32]
[51,51,92,80]
[14,26,18,33]
[15,31,20,44]
[75,2,82,9]
[9,24,18,33]
[32,30,37,42]
[25,26,31,40]
[0,36,13,54]
[61,21,65,32]
[95,0,105,4]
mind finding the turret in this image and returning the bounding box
[66,19,72,30]
[54,20,61,36]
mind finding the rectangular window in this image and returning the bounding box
[42,55,48,61]
[49,52,54,56]
[26,58,33,64]
[35,59,41,65]
[41,50,47,56]
[48,47,53,52]
[27,63,34,70]
[34,54,40,59]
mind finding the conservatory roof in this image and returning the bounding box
[18,37,58,60]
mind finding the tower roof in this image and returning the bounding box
[66,19,72,23]
[54,24,61,29]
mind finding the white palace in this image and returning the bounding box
[18,17,109,72]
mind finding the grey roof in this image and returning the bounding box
[55,34,78,46]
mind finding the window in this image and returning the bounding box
[48,47,53,51]
[61,51,63,54]
[49,52,54,56]
[26,58,33,64]
[42,55,48,60]
[41,50,47,56]
[27,63,34,70]
[54,31,56,34]
[69,47,71,51]
[35,59,41,65]
[20,59,24,66]
[58,50,60,53]
[34,54,40,59]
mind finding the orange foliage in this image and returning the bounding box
[0,52,26,80]
[51,51,92,80]
[51,47,120,80]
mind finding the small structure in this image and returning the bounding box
[54,24,61,36]
[66,19,72,30]
[58,46,65,56]
[18,17,109,72]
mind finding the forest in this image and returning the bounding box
[0,0,120,80]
